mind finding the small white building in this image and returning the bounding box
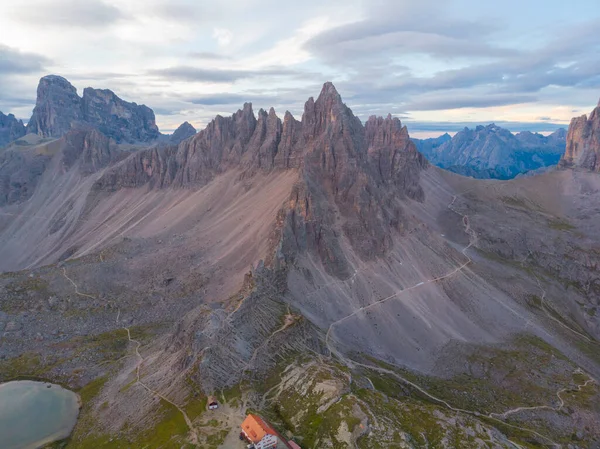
[207,396,219,410]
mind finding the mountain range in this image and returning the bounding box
[413,124,567,179]
[0,76,599,448]
[0,111,26,147]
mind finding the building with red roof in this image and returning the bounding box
[240,414,294,449]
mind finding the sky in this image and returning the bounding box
[0,0,599,137]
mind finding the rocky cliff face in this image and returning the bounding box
[415,125,566,179]
[60,127,115,173]
[97,83,424,189]
[560,100,600,172]
[26,75,160,143]
[170,121,196,144]
[27,75,84,138]
[81,88,160,143]
[0,112,26,147]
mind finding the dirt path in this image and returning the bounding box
[349,359,560,448]
[325,194,476,356]
[321,192,568,448]
[62,267,96,300]
[62,267,199,445]
[490,368,596,419]
[530,263,597,345]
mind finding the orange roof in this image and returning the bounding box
[241,414,277,443]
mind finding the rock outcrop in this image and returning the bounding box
[560,101,600,172]
[0,149,49,206]
[27,75,84,138]
[414,125,566,179]
[81,88,160,143]
[60,127,115,173]
[0,127,116,206]
[26,75,160,143]
[170,121,196,144]
[0,111,26,147]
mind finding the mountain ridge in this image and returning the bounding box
[413,124,566,179]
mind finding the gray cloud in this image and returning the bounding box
[305,1,514,64]
[404,93,537,111]
[187,52,232,61]
[301,0,600,113]
[16,0,125,27]
[0,45,48,75]
[188,94,266,105]
[149,66,313,83]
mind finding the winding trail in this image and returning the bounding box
[325,194,475,355]
[349,359,561,448]
[490,369,596,419]
[62,267,95,300]
[320,192,579,448]
[530,264,596,345]
[61,267,199,445]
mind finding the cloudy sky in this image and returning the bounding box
[0,0,599,137]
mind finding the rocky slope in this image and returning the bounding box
[26,75,160,143]
[414,124,566,179]
[1,82,599,449]
[560,99,600,172]
[0,128,123,208]
[0,111,26,147]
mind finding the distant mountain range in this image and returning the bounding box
[413,124,567,179]
[0,111,26,147]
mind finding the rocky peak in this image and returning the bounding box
[550,128,567,140]
[26,75,161,143]
[365,114,427,196]
[560,103,600,172]
[170,121,196,144]
[274,111,302,168]
[81,87,159,143]
[244,107,282,168]
[301,81,359,142]
[27,75,84,137]
[0,111,26,147]
[233,103,257,146]
[365,114,404,148]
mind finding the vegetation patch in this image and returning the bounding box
[547,218,576,231]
